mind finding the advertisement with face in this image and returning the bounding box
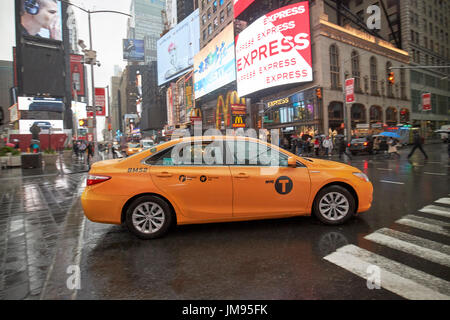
[123,39,145,61]
[194,23,236,99]
[18,96,64,112]
[157,9,200,86]
[234,0,256,18]
[235,2,313,97]
[18,0,63,41]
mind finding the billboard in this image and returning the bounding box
[123,39,145,61]
[18,0,63,41]
[19,119,64,134]
[234,0,256,18]
[18,96,64,112]
[157,9,200,86]
[87,88,106,117]
[70,54,85,97]
[194,23,236,99]
[235,2,313,97]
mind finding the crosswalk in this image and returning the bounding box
[323,196,450,300]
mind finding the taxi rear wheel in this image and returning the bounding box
[125,196,173,239]
[313,185,355,225]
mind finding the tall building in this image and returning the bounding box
[177,0,198,23]
[199,0,234,48]
[128,0,166,64]
[0,61,13,126]
[326,0,449,136]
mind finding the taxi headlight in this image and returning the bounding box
[353,172,369,182]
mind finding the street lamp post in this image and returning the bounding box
[61,1,131,162]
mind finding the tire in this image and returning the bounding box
[125,195,173,239]
[313,185,356,225]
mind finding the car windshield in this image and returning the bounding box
[142,141,154,148]
[128,143,140,148]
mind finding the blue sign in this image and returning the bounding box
[123,39,145,61]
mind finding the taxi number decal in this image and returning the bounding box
[127,168,148,173]
[275,176,293,195]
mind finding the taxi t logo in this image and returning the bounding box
[275,176,293,194]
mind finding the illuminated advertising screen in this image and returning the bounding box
[18,96,63,112]
[234,0,255,18]
[70,54,85,97]
[19,119,64,134]
[194,23,236,99]
[235,2,313,97]
[18,0,63,41]
[123,39,145,61]
[157,9,200,86]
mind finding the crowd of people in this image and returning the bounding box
[279,131,429,160]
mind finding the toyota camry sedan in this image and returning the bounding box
[81,136,373,239]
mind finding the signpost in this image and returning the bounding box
[345,78,355,103]
[422,93,431,111]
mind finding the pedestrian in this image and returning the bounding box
[387,138,400,159]
[373,137,380,154]
[338,138,352,160]
[322,136,333,157]
[73,141,79,158]
[407,131,428,159]
[78,141,86,160]
[314,138,320,156]
[87,142,94,165]
[296,138,303,156]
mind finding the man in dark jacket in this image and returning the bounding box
[338,137,352,160]
[408,131,428,159]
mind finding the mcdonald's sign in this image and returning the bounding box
[232,115,246,128]
[216,91,246,129]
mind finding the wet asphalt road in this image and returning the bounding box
[1,144,449,300]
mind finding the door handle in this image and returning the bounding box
[156,172,172,177]
[235,173,249,178]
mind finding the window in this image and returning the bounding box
[227,3,232,16]
[145,147,175,165]
[214,17,218,30]
[207,8,211,20]
[208,24,212,35]
[220,10,224,23]
[329,45,340,89]
[213,0,217,13]
[370,57,378,95]
[146,143,226,166]
[424,36,428,48]
[202,14,206,25]
[230,141,289,167]
[351,51,361,92]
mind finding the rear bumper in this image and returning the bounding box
[81,188,126,224]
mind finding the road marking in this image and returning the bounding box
[423,172,447,176]
[419,205,450,218]
[396,216,450,237]
[324,245,450,299]
[380,180,405,185]
[435,198,450,205]
[364,228,450,267]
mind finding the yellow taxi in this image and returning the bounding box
[125,142,142,156]
[81,136,373,239]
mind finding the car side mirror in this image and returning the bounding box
[288,157,297,168]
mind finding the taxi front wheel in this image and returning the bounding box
[125,195,173,239]
[313,186,355,225]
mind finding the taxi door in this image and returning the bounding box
[148,142,233,220]
[227,140,311,217]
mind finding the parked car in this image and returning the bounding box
[348,137,372,155]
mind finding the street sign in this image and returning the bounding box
[86,133,94,142]
[422,93,431,111]
[345,78,355,103]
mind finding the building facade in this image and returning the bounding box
[199,0,234,49]
[0,61,13,127]
[328,0,449,136]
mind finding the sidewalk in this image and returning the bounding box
[0,154,88,300]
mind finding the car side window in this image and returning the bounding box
[227,141,288,167]
[145,147,175,165]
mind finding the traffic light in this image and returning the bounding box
[78,119,87,127]
[316,88,322,99]
[387,72,395,84]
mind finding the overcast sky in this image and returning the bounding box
[0,0,132,89]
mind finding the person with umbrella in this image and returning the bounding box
[408,131,428,160]
[387,137,400,158]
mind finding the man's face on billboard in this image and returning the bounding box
[35,0,58,29]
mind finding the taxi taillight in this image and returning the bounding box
[363,142,368,146]
[87,175,111,186]
[348,143,351,147]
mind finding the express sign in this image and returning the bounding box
[235,2,312,97]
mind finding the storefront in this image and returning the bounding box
[262,88,321,138]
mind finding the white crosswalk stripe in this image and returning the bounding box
[396,215,450,237]
[324,245,450,300]
[435,198,450,205]
[364,229,450,267]
[324,198,450,300]
[419,205,450,218]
